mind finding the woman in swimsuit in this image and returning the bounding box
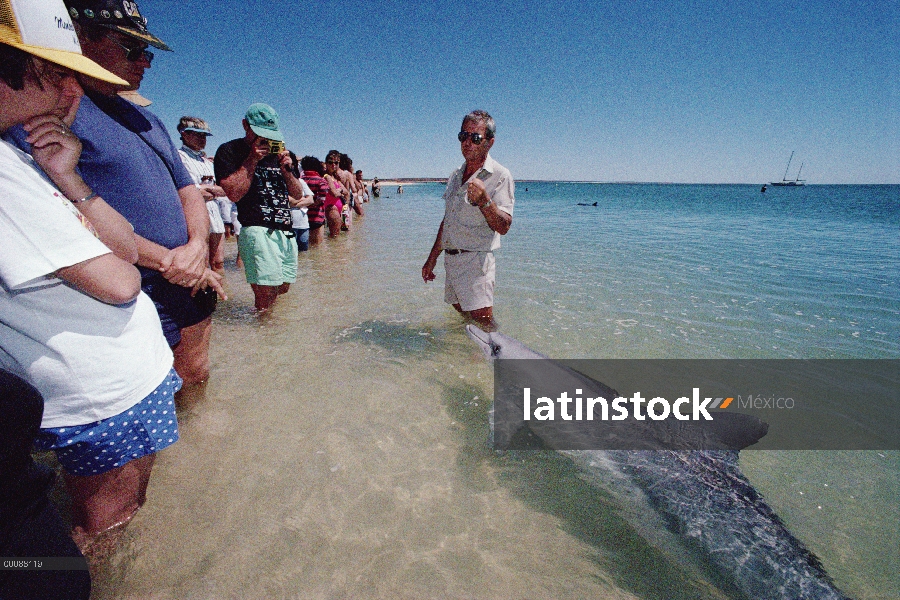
[324,150,346,237]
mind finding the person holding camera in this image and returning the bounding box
[215,104,310,312]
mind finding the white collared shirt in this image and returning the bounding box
[441,154,514,251]
[178,145,215,190]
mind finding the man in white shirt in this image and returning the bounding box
[422,110,515,331]
[177,116,229,277]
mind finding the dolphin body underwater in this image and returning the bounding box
[465,325,850,600]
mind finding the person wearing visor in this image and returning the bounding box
[215,103,311,312]
[177,116,230,278]
[422,110,514,331]
[0,0,182,563]
[9,0,227,390]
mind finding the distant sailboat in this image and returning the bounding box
[771,151,806,186]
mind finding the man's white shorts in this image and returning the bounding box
[444,251,495,312]
[206,200,225,234]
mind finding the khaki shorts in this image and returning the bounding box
[444,251,495,312]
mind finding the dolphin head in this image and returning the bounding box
[465,325,549,361]
[465,325,501,359]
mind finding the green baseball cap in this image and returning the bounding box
[245,103,283,142]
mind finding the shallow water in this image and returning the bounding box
[92,183,898,599]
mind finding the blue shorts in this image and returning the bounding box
[34,369,182,476]
[293,228,309,252]
[142,272,218,347]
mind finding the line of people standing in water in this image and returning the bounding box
[0,2,378,596]
[300,149,370,245]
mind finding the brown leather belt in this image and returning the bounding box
[444,249,471,255]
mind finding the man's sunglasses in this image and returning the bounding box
[458,131,486,145]
[109,37,154,64]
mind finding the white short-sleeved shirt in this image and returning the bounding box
[179,145,227,233]
[0,140,173,428]
[291,178,313,229]
[441,154,514,251]
[178,145,216,187]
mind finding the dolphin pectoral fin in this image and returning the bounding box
[691,412,769,450]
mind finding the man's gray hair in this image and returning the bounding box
[462,110,495,139]
[177,116,210,134]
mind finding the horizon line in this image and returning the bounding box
[372,178,897,186]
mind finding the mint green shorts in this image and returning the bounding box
[238,226,298,285]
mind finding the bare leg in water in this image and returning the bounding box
[172,316,212,386]
[326,205,342,237]
[65,453,156,560]
[250,283,290,312]
[452,303,497,332]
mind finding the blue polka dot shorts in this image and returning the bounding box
[34,368,182,476]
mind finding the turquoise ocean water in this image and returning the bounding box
[476,181,896,360]
[94,182,898,599]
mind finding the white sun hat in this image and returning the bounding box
[0,0,127,85]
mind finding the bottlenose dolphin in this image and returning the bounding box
[466,325,849,600]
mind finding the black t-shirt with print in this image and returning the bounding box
[214,138,292,231]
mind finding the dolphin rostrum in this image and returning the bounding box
[466,325,849,600]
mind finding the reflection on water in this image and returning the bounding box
[335,319,448,358]
[88,186,898,599]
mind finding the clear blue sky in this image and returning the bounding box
[137,0,897,184]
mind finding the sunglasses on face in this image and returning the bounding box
[109,37,154,64]
[458,131,486,145]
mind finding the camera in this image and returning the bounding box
[267,139,285,155]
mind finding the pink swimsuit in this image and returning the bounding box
[324,176,344,212]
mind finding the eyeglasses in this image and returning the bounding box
[326,160,340,164]
[109,37,154,64]
[458,131,486,145]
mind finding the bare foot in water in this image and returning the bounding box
[72,513,136,569]
[64,454,156,567]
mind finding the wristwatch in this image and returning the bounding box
[72,192,99,204]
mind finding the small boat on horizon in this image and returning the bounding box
[771,151,806,186]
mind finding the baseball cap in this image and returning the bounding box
[0,0,128,85]
[65,0,171,51]
[245,103,283,142]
